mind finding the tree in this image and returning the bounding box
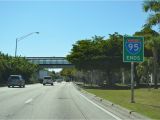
[0,52,38,85]
[134,26,159,88]
[136,58,153,84]
[67,33,129,86]
[67,38,101,71]
[60,68,77,81]
[143,0,160,28]
[143,0,160,88]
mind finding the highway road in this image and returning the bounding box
[0,82,131,120]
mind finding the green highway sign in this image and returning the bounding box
[123,36,144,62]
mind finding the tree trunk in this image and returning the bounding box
[121,68,125,84]
[134,64,140,87]
[107,70,113,86]
[90,70,93,86]
[152,46,158,89]
[122,72,125,84]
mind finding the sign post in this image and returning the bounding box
[131,62,134,103]
[123,36,144,103]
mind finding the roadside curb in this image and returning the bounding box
[73,83,151,120]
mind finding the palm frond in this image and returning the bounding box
[143,0,160,12]
[146,13,160,26]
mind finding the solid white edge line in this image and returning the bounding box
[25,98,33,104]
[79,93,122,120]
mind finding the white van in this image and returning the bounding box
[43,76,53,86]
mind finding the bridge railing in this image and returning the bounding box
[26,57,72,65]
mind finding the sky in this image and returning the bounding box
[0,0,149,58]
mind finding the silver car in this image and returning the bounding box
[43,76,53,86]
[8,75,25,88]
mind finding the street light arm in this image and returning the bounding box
[17,32,39,42]
[15,32,39,57]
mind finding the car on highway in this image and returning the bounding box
[8,75,25,88]
[56,78,63,83]
[43,76,53,86]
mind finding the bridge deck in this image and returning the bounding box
[26,57,74,68]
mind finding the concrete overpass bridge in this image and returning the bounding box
[26,57,74,68]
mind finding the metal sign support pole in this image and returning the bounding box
[131,62,135,103]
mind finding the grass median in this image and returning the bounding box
[85,88,160,119]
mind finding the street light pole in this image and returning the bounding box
[15,38,18,57]
[15,32,39,57]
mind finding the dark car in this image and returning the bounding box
[8,75,25,88]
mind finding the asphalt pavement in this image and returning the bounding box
[0,82,139,120]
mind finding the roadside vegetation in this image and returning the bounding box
[62,0,160,89]
[60,1,160,119]
[0,52,39,85]
[86,88,160,119]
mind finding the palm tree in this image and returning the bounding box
[143,0,160,28]
[143,0,160,89]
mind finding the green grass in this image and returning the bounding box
[85,88,160,120]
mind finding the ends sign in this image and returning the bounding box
[123,36,144,62]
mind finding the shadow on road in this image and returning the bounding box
[8,86,25,88]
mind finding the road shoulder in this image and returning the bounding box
[73,83,151,120]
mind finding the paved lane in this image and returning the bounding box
[0,82,122,120]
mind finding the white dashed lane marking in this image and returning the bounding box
[25,98,33,104]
